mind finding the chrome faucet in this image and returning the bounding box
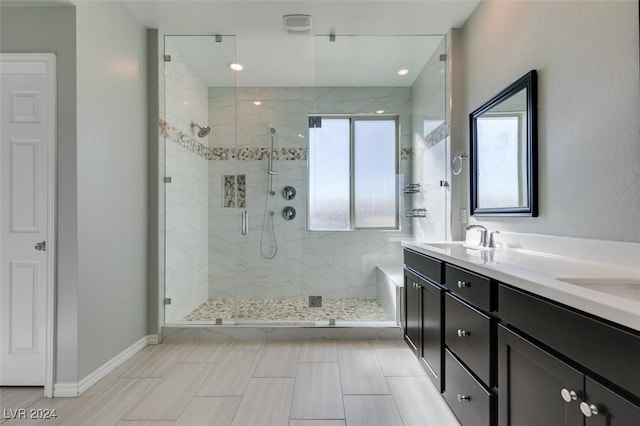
[465,225,488,247]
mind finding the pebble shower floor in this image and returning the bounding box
[182,297,390,322]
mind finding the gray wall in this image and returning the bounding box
[0,5,79,383]
[1,2,150,383]
[75,2,148,380]
[457,0,640,242]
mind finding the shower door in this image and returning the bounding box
[409,36,451,243]
[163,35,241,324]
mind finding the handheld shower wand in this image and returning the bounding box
[261,126,278,259]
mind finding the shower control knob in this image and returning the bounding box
[282,186,296,200]
[282,206,296,221]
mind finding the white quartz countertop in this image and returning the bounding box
[402,240,640,332]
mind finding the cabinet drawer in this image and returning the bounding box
[444,349,495,426]
[499,284,640,399]
[445,293,494,387]
[404,249,443,283]
[445,264,493,311]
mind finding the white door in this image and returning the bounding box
[0,54,55,386]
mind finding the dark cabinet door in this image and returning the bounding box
[498,325,583,426]
[583,377,640,426]
[422,278,443,392]
[404,269,421,355]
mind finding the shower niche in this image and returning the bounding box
[162,33,449,326]
[223,175,246,208]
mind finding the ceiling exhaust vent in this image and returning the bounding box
[283,14,312,35]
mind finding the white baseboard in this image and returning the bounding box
[53,334,154,397]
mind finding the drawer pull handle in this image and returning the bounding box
[560,388,578,403]
[457,280,470,288]
[457,329,470,337]
[457,394,471,402]
[580,402,599,417]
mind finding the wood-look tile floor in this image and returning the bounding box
[0,340,460,426]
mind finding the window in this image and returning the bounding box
[308,116,399,230]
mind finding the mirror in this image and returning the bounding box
[470,70,538,216]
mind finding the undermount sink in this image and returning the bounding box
[423,241,494,251]
[423,242,464,249]
[556,278,640,300]
[557,277,640,287]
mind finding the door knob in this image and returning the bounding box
[457,329,470,337]
[457,280,470,288]
[34,241,46,251]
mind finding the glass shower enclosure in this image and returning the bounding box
[162,33,449,326]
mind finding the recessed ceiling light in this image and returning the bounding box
[397,69,409,76]
[376,110,385,114]
[228,62,244,71]
[253,101,262,106]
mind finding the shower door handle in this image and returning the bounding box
[241,210,248,235]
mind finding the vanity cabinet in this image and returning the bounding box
[498,284,640,426]
[404,249,444,391]
[402,245,640,426]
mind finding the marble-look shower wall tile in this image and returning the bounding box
[205,87,414,309]
[164,50,209,144]
[165,142,209,323]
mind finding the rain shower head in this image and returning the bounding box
[191,122,211,138]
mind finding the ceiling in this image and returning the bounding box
[124,1,482,87]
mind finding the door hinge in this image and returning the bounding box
[164,54,171,62]
[164,176,172,183]
[163,298,171,305]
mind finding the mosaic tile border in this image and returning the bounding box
[159,118,211,160]
[400,148,412,160]
[424,121,449,148]
[160,119,309,161]
[161,119,414,161]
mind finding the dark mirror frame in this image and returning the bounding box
[470,70,538,217]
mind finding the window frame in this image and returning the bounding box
[307,114,400,231]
